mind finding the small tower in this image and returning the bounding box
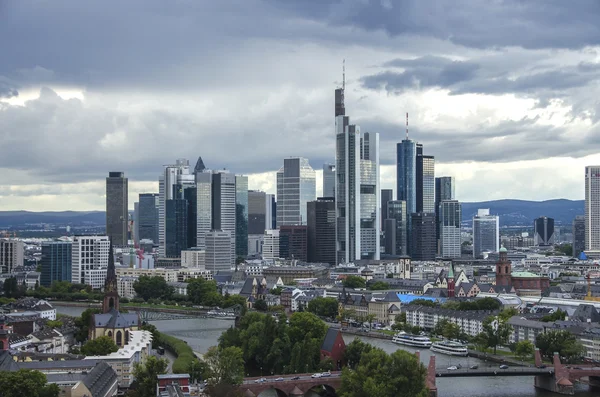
[102,239,120,313]
[447,261,455,298]
[495,245,512,287]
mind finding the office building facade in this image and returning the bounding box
[106,172,128,246]
[573,215,586,257]
[205,230,232,273]
[416,148,435,213]
[40,241,72,287]
[235,175,248,258]
[195,167,213,250]
[277,157,316,226]
[323,163,336,198]
[263,229,280,260]
[534,216,555,246]
[435,176,455,245]
[0,239,24,274]
[307,198,336,265]
[266,194,276,230]
[396,140,417,214]
[386,200,408,256]
[165,198,188,258]
[71,236,110,289]
[211,171,237,266]
[279,225,308,261]
[439,200,462,258]
[248,190,267,235]
[410,212,436,261]
[472,209,500,258]
[585,166,600,252]
[381,189,394,230]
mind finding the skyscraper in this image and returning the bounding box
[138,193,159,244]
[106,172,128,246]
[387,200,408,256]
[307,197,336,265]
[435,176,455,248]
[40,241,72,287]
[585,166,600,252]
[410,212,436,261]
[323,163,336,198]
[266,193,276,230]
[381,189,394,230]
[195,166,212,250]
[263,229,280,260]
[396,139,417,214]
[473,209,499,258]
[211,170,237,266]
[573,215,586,257]
[335,84,380,263]
[534,216,555,246]
[0,239,24,273]
[416,147,435,213]
[235,175,249,258]
[248,190,267,235]
[205,230,232,273]
[439,200,461,258]
[165,195,188,258]
[279,225,308,261]
[276,157,316,226]
[71,236,110,289]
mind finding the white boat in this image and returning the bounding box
[392,332,432,348]
[430,340,468,356]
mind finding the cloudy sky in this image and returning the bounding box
[1,0,599,211]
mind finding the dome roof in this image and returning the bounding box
[499,245,508,253]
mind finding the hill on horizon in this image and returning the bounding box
[0,210,105,227]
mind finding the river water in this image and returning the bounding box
[56,306,595,397]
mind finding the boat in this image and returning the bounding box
[429,340,468,356]
[392,332,432,348]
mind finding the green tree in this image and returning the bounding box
[203,346,245,386]
[74,308,101,343]
[343,275,366,289]
[472,332,489,352]
[253,299,268,311]
[556,243,573,257]
[288,312,328,345]
[368,281,390,290]
[433,319,461,340]
[187,278,223,307]
[270,287,283,295]
[514,340,535,361]
[0,369,60,397]
[482,309,514,354]
[365,314,377,330]
[541,309,567,322]
[409,299,438,308]
[344,338,373,369]
[3,277,22,298]
[80,336,119,356]
[46,320,63,328]
[131,355,169,397]
[339,347,428,397]
[536,330,585,363]
[133,275,174,301]
[307,297,339,318]
[141,323,160,345]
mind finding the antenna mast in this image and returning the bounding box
[343,59,345,91]
[406,112,409,140]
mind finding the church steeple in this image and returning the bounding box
[102,238,120,313]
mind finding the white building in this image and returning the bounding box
[277,157,316,226]
[177,268,213,282]
[248,234,264,256]
[263,230,280,260]
[116,267,178,282]
[118,276,138,299]
[439,200,462,258]
[323,163,335,198]
[586,166,600,254]
[181,249,205,269]
[265,194,275,230]
[472,209,499,258]
[71,236,110,289]
[0,239,24,273]
[205,230,233,273]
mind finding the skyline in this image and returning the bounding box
[2,1,600,211]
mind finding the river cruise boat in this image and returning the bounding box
[430,340,468,356]
[392,332,432,348]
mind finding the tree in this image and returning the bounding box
[74,308,101,343]
[46,320,63,329]
[253,299,268,311]
[131,356,169,397]
[541,309,567,322]
[433,319,461,340]
[409,299,438,308]
[343,275,366,289]
[307,297,339,318]
[344,338,373,369]
[270,287,283,295]
[3,277,22,298]
[556,243,573,257]
[365,314,376,330]
[203,346,245,386]
[0,369,60,397]
[81,336,119,356]
[141,323,160,345]
[368,281,390,291]
[482,309,514,354]
[187,278,223,307]
[339,347,428,397]
[133,275,174,301]
[514,340,535,361]
[536,330,585,363]
[472,333,489,352]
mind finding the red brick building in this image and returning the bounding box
[321,328,346,370]
[157,374,190,394]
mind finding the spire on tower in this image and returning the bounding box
[406,112,409,140]
[342,59,345,91]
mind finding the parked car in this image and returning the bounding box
[275,377,284,381]
[499,365,509,369]
[537,365,547,369]
[321,371,331,377]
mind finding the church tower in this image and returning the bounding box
[447,261,455,298]
[495,245,512,287]
[102,239,120,313]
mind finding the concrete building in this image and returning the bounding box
[276,157,316,226]
[381,189,394,231]
[106,172,128,247]
[534,216,555,246]
[573,215,586,257]
[165,196,188,258]
[211,170,237,266]
[439,200,462,258]
[40,241,72,287]
[263,266,329,284]
[307,197,336,265]
[435,176,455,245]
[266,193,276,230]
[323,163,336,199]
[248,234,264,256]
[205,230,232,273]
[279,225,308,262]
[262,229,280,260]
[416,147,435,213]
[248,190,267,235]
[195,160,212,250]
[181,249,205,269]
[235,175,248,258]
[138,193,159,244]
[410,212,436,261]
[586,166,600,253]
[473,209,499,258]
[0,239,24,274]
[71,236,110,289]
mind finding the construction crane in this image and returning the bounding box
[585,273,600,302]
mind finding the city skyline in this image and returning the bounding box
[2,1,600,211]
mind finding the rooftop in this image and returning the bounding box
[512,271,542,278]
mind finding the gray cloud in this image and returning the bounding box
[0,79,18,98]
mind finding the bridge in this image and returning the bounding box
[434,366,554,377]
[239,372,341,396]
[133,304,242,322]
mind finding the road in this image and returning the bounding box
[243,372,342,385]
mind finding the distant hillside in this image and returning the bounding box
[0,211,105,227]
[461,199,584,226]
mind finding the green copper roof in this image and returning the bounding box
[499,245,508,253]
[448,262,454,279]
[511,271,541,278]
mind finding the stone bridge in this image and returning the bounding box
[239,373,341,396]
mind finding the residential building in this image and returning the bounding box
[106,172,128,247]
[262,230,280,260]
[386,200,408,256]
[279,225,308,261]
[40,241,72,287]
[0,239,24,274]
[439,200,462,258]
[205,230,233,273]
[235,175,248,258]
[586,166,600,253]
[534,216,555,246]
[307,197,336,265]
[405,305,490,336]
[410,212,436,261]
[574,215,586,257]
[71,236,110,289]
[323,163,336,198]
[473,209,500,258]
[276,157,316,226]
[435,176,455,244]
[381,189,394,231]
[138,193,159,244]
[248,190,267,235]
[262,266,329,284]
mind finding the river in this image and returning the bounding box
[55,306,594,397]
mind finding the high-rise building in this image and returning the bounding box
[534,216,555,246]
[235,175,248,258]
[0,239,24,274]
[263,229,280,260]
[335,84,380,263]
[133,202,139,244]
[106,172,128,246]
[435,177,455,246]
[205,230,232,273]
[211,171,237,266]
[276,157,316,226]
[573,215,586,257]
[307,197,336,265]
[279,225,308,261]
[71,236,110,289]
[473,209,500,258]
[585,166,600,252]
[416,147,435,213]
[323,163,336,198]
[396,139,417,214]
[40,241,72,287]
[384,219,397,256]
[248,190,267,235]
[183,186,197,249]
[381,189,394,230]
[195,166,212,250]
[266,194,276,230]
[410,212,436,261]
[387,200,408,256]
[165,197,188,258]
[439,200,461,258]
